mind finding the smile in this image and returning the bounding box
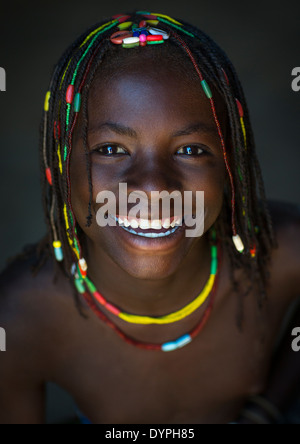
[108,214,183,238]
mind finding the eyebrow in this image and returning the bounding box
[89,121,217,138]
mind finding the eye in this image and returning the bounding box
[95,144,128,156]
[176,145,206,156]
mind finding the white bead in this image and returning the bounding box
[123,37,140,44]
[148,27,170,39]
[232,234,244,253]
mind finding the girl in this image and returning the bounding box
[0,10,300,424]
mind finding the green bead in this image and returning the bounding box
[201,80,212,99]
[211,259,218,276]
[74,93,81,113]
[211,245,217,259]
[85,278,97,294]
[147,40,164,45]
[74,278,85,294]
[132,24,138,29]
[122,42,140,49]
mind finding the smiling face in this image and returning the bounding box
[70,47,228,279]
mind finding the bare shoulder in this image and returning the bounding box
[0,243,75,375]
[267,199,300,299]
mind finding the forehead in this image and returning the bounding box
[87,48,228,136]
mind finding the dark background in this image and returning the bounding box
[0,0,299,423]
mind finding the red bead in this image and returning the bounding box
[110,30,132,44]
[250,245,256,257]
[94,291,106,306]
[105,303,121,316]
[139,20,147,27]
[236,98,244,118]
[142,14,157,19]
[112,13,125,19]
[140,41,147,47]
[46,168,52,186]
[146,35,163,41]
[66,84,74,104]
[78,262,87,278]
[117,15,131,23]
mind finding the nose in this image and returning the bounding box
[118,151,184,217]
[122,151,183,194]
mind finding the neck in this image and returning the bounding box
[83,234,213,317]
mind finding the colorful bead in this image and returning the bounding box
[133,31,140,37]
[94,291,106,306]
[46,167,52,185]
[150,13,183,26]
[146,34,163,42]
[175,334,192,349]
[236,98,244,118]
[201,80,212,99]
[118,21,133,30]
[78,258,87,278]
[123,36,140,44]
[232,234,245,253]
[74,93,81,113]
[145,20,159,26]
[105,303,121,316]
[53,241,63,262]
[148,28,169,39]
[147,40,164,45]
[122,42,140,49]
[161,342,178,352]
[74,278,85,294]
[66,84,74,104]
[117,15,131,24]
[250,244,257,258]
[110,30,132,44]
[139,20,147,27]
[139,34,147,43]
[44,91,51,112]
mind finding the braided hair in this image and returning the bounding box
[39,11,277,326]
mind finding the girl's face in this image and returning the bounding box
[71,57,228,279]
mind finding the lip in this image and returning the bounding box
[106,214,188,252]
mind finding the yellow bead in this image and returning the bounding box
[44,91,51,111]
[118,21,133,30]
[53,241,62,249]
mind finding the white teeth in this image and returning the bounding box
[170,219,176,228]
[139,219,151,229]
[121,225,179,238]
[151,219,162,230]
[175,217,182,226]
[124,218,130,227]
[129,218,139,229]
[162,218,171,229]
[118,216,124,225]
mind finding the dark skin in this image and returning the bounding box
[0,59,300,424]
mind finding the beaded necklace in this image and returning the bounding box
[80,239,221,352]
[74,242,218,325]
